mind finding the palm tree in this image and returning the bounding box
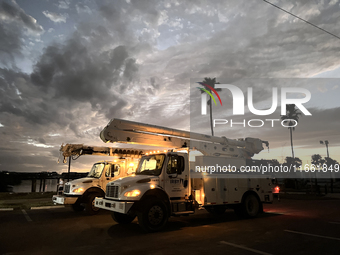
[311,154,325,192]
[281,104,301,158]
[284,156,302,168]
[199,77,220,136]
[311,154,325,169]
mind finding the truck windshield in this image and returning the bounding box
[87,163,105,178]
[136,154,165,176]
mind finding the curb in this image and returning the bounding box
[30,205,65,210]
[0,208,14,211]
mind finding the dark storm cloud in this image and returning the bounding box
[0,1,43,66]
[0,68,71,127]
[149,0,340,84]
[0,1,44,32]
[123,58,138,81]
[99,3,121,23]
[149,77,159,89]
[0,22,22,64]
[99,3,131,41]
[30,30,139,118]
[130,0,160,26]
[0,1,145,163]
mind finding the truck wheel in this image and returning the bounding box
[85,193,100,215]
[242,193,260,218]
[71,203,84,212]
[111,212,136,224]
[137,198,168,232]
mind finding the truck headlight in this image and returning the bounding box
[72,187,84,193]
[124,189,141,197]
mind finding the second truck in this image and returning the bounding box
[53,144,145,214]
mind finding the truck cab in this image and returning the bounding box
[53,159,136,214]
[95,152,193,229]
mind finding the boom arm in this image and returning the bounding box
[59,143,147,163]
[100,119,269,158]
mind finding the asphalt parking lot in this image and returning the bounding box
[0,198,339,255]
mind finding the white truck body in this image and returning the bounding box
[93,119,273,231]
[95,153,273,218]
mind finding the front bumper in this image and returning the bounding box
[52,195,79,205]
[94,197,134,214]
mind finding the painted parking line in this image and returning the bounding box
[285,230,340,241]
[0,208,14,211]
[30,205,65,210]
[264,211,286,215]
[220,241,273,255]
[21,209,32,222]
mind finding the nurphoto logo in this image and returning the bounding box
[198,83,312,128]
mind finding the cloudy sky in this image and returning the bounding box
[0,0,340,173]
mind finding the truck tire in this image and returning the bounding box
[242,193,260,218]
[137,198,168,232]
[71,203,84,212]
[85,193,100,215]
[111,212,136,224]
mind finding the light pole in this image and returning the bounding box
[320,140,333,193]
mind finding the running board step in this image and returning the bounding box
[172,211,195,216]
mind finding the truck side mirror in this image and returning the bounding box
[183,180,188,188]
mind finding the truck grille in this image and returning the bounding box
[64,184,71,194]
[106,185,119,198]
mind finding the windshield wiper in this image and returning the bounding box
[137,169,156,175]
[87,174,100,178]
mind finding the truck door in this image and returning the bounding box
[164,154,188,199]
[102,164,120,192]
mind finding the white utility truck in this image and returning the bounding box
[95,119,273,231]
[53,144,146,214]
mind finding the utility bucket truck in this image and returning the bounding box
[52,144,147,215]
[95,119,273,231]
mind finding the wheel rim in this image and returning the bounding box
[92,198,100,211]
[148,205,164,226]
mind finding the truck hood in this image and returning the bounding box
[110,175,157,187]
[66,177,97,186]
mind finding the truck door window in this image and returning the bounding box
[113,165,120,177]
[105,164,112,177]
[167,155,184,175]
